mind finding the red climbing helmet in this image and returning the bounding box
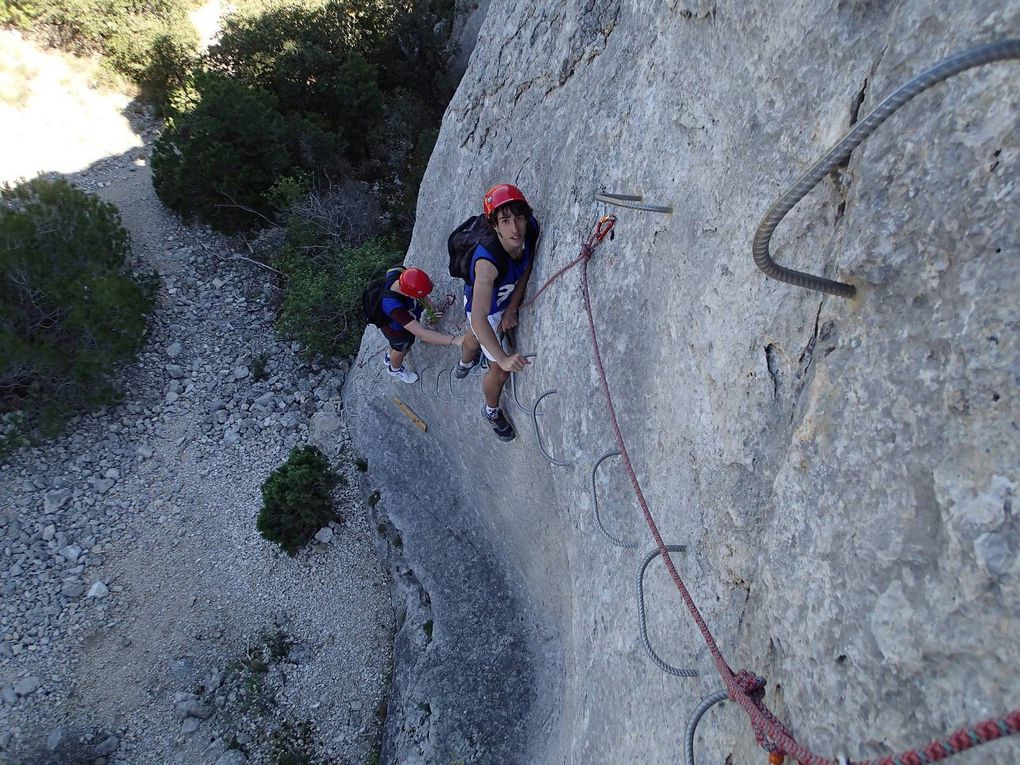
[398,267,433,299]
[483,184,528,217]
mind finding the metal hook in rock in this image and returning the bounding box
[510,353,538,413]
[752,38,1020,298]
[447,364,467,401]
[590,449,637,548]
[416,366,436,400]
[532,390,571,467]
[636,544,698,678]
[595,191,673,214]
[683,689,728,765]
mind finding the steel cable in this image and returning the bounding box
[511,354,538,413]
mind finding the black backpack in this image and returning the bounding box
[361,267,404,328]
[448,214,505,284]
[448,214,541,284]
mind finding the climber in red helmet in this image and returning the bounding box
[374,266,464,384]
[455,183,539,441]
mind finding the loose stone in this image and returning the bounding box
[314,527,335,544]
[95,735,119,756]
[13,676,41,697]
[87,581,109,599]
[62,582,86,598]
[43,490,72,514]
[181,717,201,734]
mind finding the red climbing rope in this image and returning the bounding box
[533,217,1020,765]
[522,215,617,309]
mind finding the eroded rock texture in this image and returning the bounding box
[349,1,1019,762]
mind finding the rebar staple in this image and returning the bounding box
[596,192,673,214]
[683,690,729,765]
[752,38,1020,298]
[532,390,572,467]
[636,544,698,677]
[416,366,435,399]
[590,449,637,548]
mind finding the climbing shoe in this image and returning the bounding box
[482,406,515,442]
[387,365,418,384]
[454,351,481,379]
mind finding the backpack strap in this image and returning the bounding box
[526,216,541,254]
[384,267,404,288]
[469,239,509,286]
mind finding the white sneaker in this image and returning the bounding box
[387,365,418,384]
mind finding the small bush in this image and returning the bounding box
[270,720,319,765]
[251,351,270,381]
[275,233,401,359]
[257,445,343,555]
[0,178,154,447]
[0,0,40,26]
[152,73,291,232]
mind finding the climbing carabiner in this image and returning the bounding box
[594,215,617,244]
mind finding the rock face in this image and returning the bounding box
[348,1,1020,763]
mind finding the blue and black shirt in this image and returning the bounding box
[380,271,423,336]
[464,216,539,317]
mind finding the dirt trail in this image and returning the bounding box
[0,16,391,765]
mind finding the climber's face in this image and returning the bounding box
[494,207,528,256]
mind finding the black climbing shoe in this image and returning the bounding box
[482,406,516,442]
[454,351,481,379]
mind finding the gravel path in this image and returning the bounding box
[0,29,394,765]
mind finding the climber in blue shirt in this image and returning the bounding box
[377,267,464,384]
[455,184,538,441]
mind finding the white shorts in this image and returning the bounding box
[464,301,505,362]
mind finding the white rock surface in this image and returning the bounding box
[348,1,1020,763]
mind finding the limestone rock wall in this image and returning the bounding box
[349,1,1019,762]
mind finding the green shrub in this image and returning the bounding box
[207,5,386,170]
[152,73,291,232]
[109,22,198,105]
[0,178,154,447]
[257,445,344,555]
[251,351,270,381]
[0,0,40,26]
[162,0,455,235]
[270,720,319,765]
[275,233,401,359]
